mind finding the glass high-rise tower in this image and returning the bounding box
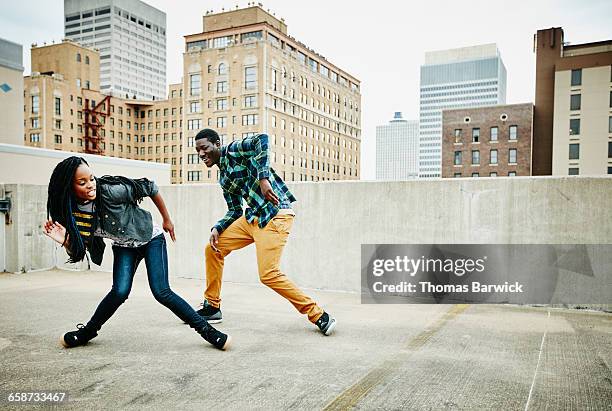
[64,0,166,100]
[418,44,506,178]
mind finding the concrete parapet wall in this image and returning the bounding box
[1,177,611,296]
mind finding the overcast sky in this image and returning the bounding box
[2,0,611,179]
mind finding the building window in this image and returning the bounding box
[216,98,227,110]
[472,128,480,143]
[472,150,480,165]
[453,173,462,178]
[242,114,258,126]
[608,167,612,175]
[508,171,516,177]
[187,119,202,130]
[217,117,227,128]
[188,154,200,164]
[212,36,230,48]
[490,149,498,164]
[271,68,278,91]
[570,119,580,135]
[76,53,81,62]
[31,118,39,128]
[30,133,40,143]
[189,73,201,96]
[54,97,61,115]
[489,172,497,177]
[216,81,228,93]
[190,101,200,113]
[570,94,581,111]
[187,171,201,181]
[218,63,227,75]
[85,55,89,65]
[509,125,518,140]
[245,66,257,89]
[490,127,498,141]
[609,142,612,158]
[568,168,579,175]
[454,129,462,143]
[244,95,256,107]
[31,95,39,114]
[609,116,612,133]
[569,143,579,160]
[571,69,582,86]
[509,148,517,164]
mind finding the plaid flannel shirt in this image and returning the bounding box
[212,133,297,233]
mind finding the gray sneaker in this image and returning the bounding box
[315,312,336,336]
[196,300,223,324]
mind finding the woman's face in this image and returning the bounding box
[72,163,97,202]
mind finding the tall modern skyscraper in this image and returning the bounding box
[418,44,506,178]
[64,0,166,100]
[376,112,419,180]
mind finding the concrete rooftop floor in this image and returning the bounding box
[0,269,611,410]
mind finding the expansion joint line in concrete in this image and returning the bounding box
[524,309,550,411]
[323,304,471,411]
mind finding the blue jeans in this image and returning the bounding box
[86,234,207,332]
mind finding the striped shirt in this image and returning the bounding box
[73,203,95,247]
[213,133,296,233]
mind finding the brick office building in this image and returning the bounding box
[441,103,533,177]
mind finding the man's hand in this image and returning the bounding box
[163,218,176,242]
[209,228,220,252]
[43,220,68,246]
[259,178,279,205]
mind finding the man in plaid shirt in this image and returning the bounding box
[194,128,337,336]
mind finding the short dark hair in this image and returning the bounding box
[195,128,220,144]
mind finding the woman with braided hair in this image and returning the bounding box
[44,156,231,350]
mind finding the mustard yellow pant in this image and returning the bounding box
[204,214,324,323]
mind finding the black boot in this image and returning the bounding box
[197,323,231,350]
[60,323,98,348]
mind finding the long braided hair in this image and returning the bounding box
[47,156,90,263]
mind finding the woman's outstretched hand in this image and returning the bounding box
[163,218,176,242]
[43,220,67,246]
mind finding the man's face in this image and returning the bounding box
[195,138,220,167]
